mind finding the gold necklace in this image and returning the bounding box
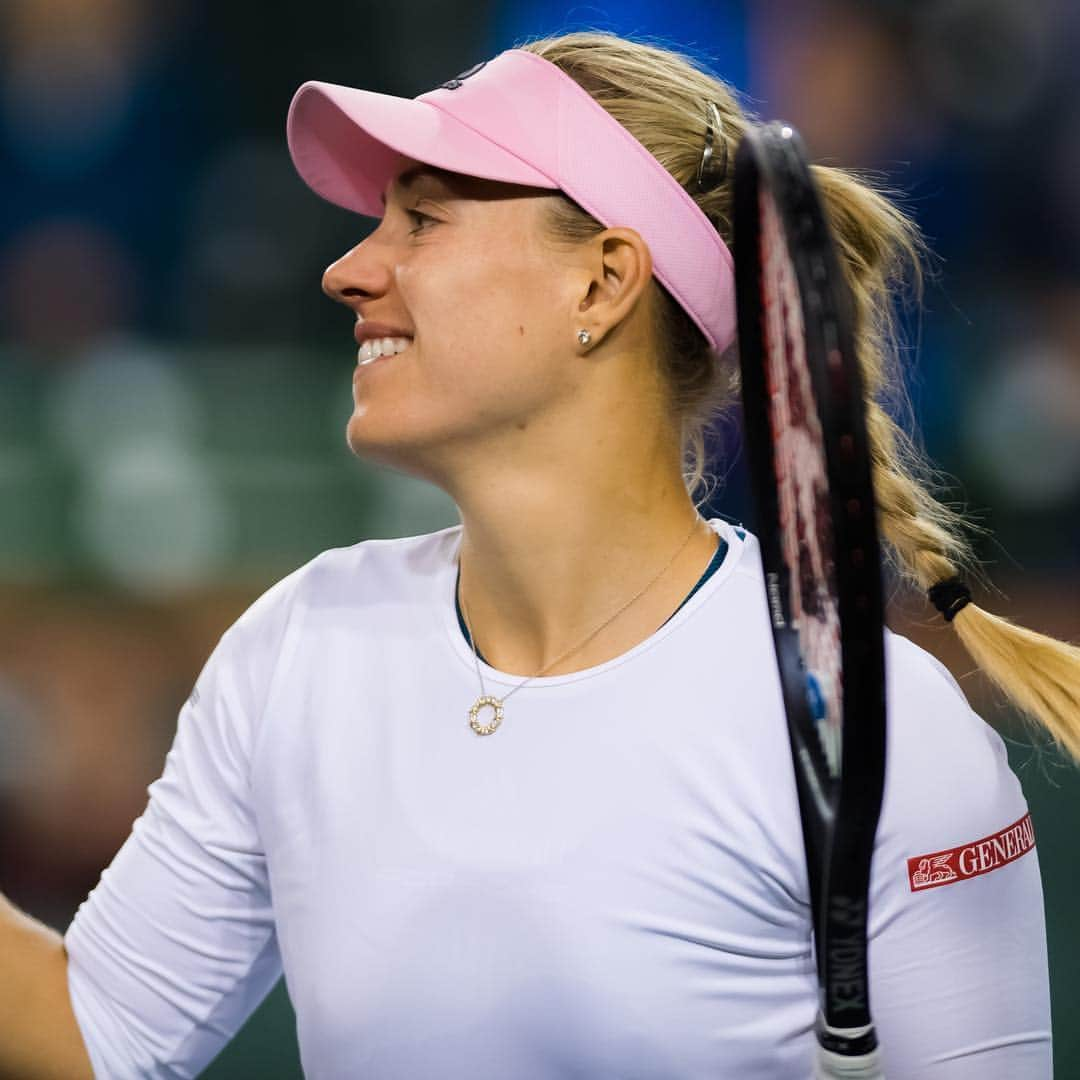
[458,515,705,735]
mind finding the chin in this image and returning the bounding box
[345,412,444,485]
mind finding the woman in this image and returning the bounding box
[6,29,1078,1080]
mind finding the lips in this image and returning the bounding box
[354,320,413,345]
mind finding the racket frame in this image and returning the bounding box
[732,122,888,1075]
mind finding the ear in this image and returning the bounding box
[575,227,653,345]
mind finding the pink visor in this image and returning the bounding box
[286,48,735,355]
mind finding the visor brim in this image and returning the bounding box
[287,82,558,218]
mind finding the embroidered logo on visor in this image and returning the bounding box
[907,811,1035,892]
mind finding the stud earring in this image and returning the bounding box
[577,329,591,346]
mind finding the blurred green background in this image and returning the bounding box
[1,0,1077,1076]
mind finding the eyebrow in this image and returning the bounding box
[379,165,461,208]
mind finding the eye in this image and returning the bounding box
[406,207,437,235]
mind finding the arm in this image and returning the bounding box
[61,570,301,1078]
[867,633,1052,1078]
[0,894,93,1080]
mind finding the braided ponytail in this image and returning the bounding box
[813,164,1080,765]
[521,28,1080,766]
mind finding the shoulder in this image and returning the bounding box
[201,524,461,712]
[881,629,1016,802]
[228,523,461,643]
[708,526,1025,851]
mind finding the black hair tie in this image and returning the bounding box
[927,576,972,622]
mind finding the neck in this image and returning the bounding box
[455,492,719,677]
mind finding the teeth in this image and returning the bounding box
[358,336,412,365]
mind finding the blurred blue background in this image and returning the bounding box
[1,0,1077,1075]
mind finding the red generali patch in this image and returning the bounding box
[907,812,1036,892]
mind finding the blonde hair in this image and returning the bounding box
[518,28,1080,766]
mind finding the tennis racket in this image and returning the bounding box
[732,122,888,1079]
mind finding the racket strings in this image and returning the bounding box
[759,189,844,778]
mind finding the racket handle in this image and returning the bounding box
[813,1019,885,1079]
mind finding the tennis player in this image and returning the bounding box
[4,29,1078,1080]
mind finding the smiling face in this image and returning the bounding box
[322,158,610,487]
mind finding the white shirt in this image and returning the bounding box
[63,518,1052,1078]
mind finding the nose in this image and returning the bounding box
[321,231,395,307]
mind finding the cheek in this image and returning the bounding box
[395,253,556,364]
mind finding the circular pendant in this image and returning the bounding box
[469,695,504,736]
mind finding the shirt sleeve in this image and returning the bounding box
[62,572,300,1079]
[865,631,1052,1079]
